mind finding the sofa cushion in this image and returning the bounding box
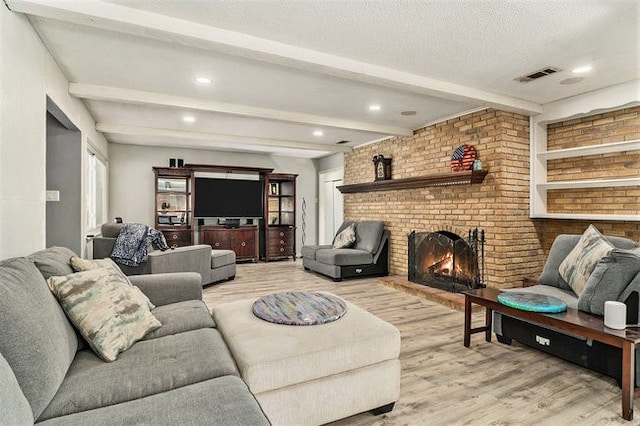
[0,352,33,425]
[36,376,270,426]
[0,257,78,420]
[316,248,373,266]
[559,225,614,296]
[38,328,239,421]
[47,268,161,362]
[301,244,332,260]
[333,223,357,248]
[353,221,385,254]
[211,249,236,268]
[145,300,216,340]
[578,248,640,315]
[28,246,76,279]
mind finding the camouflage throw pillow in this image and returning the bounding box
[47,268,161,362]
[559,224,614,297]
[70,257,154,310]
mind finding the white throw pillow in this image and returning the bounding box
[333,223,357,249]
[559,224,614,297]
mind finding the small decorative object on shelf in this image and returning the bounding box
[473,159,483,171]
[372,154,392,181]
[451,144,477,172]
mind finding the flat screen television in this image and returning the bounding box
[194,178,263,218]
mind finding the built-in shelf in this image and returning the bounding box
[532,213,640,221]
[537,139,640,160]
[538,177,640,190]
[337,170,488,194]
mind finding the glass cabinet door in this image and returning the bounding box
[156,176,191,226]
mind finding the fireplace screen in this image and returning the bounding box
[408,229,485,292]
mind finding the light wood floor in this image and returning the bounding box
[203,260,635,426]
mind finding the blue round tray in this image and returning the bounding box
[497,292,567,313]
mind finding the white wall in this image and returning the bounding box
[0,6,109,258]
[314,153,344,173]
[109,144,319,253]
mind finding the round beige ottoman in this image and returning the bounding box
[211,293,401,426]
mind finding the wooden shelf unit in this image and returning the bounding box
[265,173,297,261]
[153,167,194,247]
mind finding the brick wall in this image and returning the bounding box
[342,107,640,289]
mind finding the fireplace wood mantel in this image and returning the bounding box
[337,170,488,194]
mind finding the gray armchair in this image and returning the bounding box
[301,220,389,281]
[93,223,236,286]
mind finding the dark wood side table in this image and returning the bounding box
[463,287,640,421]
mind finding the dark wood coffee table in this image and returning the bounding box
[463,287,640,421]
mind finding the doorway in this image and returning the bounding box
[46,99,82,254]
[318,168,344,245]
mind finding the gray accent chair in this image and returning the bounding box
[0,246,270,425]
[93,223,236,286]
[493,233,640,386]
[302,220,389,281]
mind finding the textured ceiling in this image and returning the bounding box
[10,0,639,158]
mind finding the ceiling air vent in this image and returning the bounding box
[514,66,562,83]
[336,140,350,145]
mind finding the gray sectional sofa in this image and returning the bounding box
[302,220,389,281]
[494,232,640,385]
[0,247,270,425]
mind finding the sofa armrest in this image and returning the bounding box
[93,237,116,260]
[372,230,390,264]
[147,245,212,285]
[128,272,203,306]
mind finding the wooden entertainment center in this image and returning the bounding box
[153,164,297,262]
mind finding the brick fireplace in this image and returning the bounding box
[342,107,640,290]
[408,228,485,292]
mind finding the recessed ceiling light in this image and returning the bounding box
[195,76,212,84]
[183,116,195,123]
[368,104,381,111]
[400,110,416,116]
[313,130,324,137]
[560,77,584,85]
[572,65,592,74]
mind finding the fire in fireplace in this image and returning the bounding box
[408,229,485,293]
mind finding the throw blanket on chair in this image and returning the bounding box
[111,223,170,267]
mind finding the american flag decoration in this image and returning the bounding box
[451,144,477,172]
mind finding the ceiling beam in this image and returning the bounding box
[96,123,353,153]
[72,83,412,136]
[8,0,543,115]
